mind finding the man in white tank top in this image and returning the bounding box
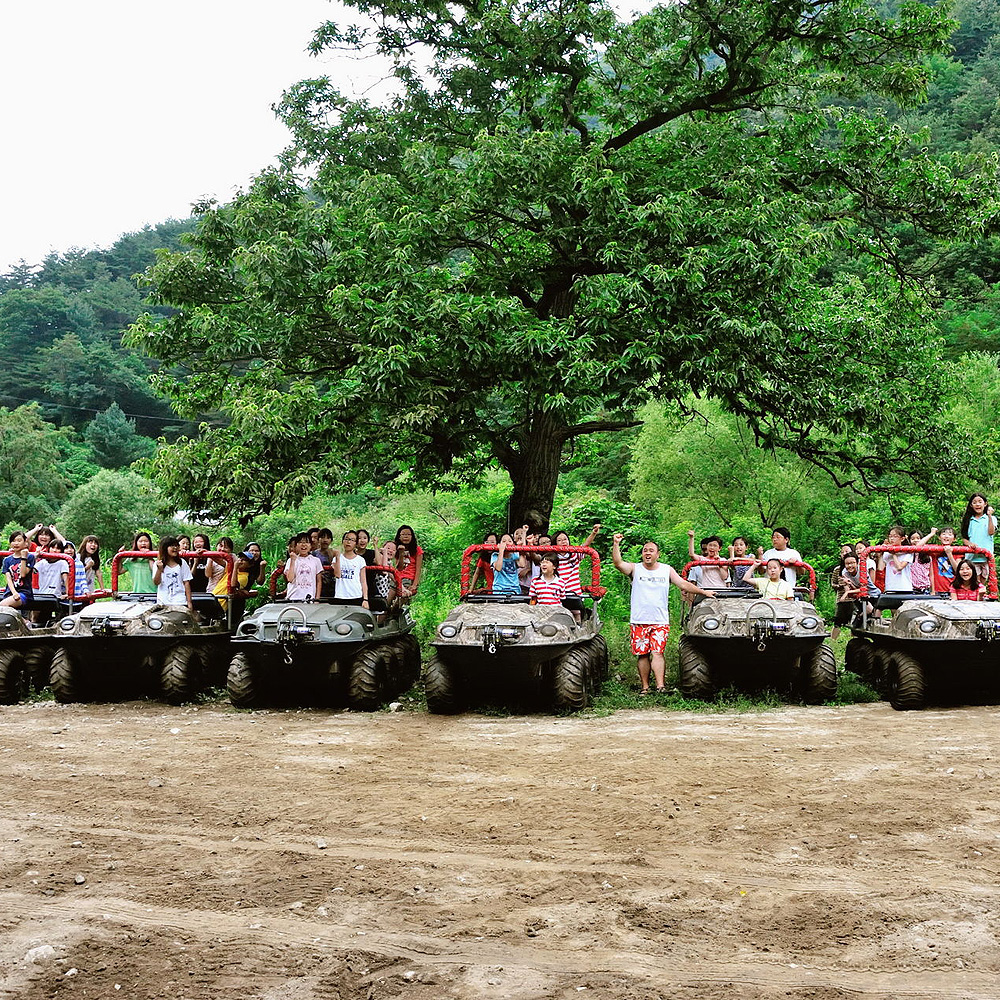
[612,533,711,695]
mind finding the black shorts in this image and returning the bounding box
[833,601,858,627]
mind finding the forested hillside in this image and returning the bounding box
[2,0,1000,597]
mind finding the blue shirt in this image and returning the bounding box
[2,553,35,596]
[492,554,521,594]
[966,513,994,560]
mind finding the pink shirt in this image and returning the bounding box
[286,554,323,601]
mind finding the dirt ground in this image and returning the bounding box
[2,701,999,1000]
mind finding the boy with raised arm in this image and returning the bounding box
[612,533,710,696]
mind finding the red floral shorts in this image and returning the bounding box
[630,623,670,655]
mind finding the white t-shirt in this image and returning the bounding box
[629,563,671,624]
[883,552,913,592]
[286,554,323,601]
[762,547,802,585]
[36,556,67,595]
[156,560,193,605]
[336,554,367,600]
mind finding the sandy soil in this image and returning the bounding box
[2,700,999,999]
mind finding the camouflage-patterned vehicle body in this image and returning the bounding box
[227,565,420,710]
[0,552,97,702]
[48,551,236,705]
[427,545,608,713]
[846,544,1000,710]
[678,559,836,703]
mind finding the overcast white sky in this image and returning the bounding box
[0,0,388,270]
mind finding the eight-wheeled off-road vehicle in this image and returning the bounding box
[48,551,238,704]
[0,551,98,701]
[227,565,420,710]
[846,544,1000,710]
[678,559,836,703]
[426,545,608,713]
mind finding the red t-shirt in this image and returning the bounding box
[950,584,982,601]
[398,545,423,582]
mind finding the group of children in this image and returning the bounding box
[1,522,425,618]
[1,525,104,613]
[469,524,601,622]
[829,494,998,634]
[281,525,422,608]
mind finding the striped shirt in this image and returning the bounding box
[556,552,582,595]
[529,576,567,606]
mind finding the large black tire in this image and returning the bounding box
[395,633,422,690]
[889,650,926,711]
[50,648,82,703]
[227,652,259,708]
[802,643,837,704]
[678,637,713,700]
[588,636,610,686]
[24,647,54,692]
[348,644,394,710]
[873,647,893,698]
[551,644,591,712]
[0,649,27,704]
[424,650,462,714]
[844,637,875,683]
[161,644,201,705]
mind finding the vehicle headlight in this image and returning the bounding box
[538,624,558,637]
[148,618,163,631]
[240,622,257,635]
[800,617,819,630]
[60,619,76,632]
[702,618,720,631]
[439,624,458,638]
[919,619,939,633]
[335,623,353,635]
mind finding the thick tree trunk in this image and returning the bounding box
[503,412,566,533]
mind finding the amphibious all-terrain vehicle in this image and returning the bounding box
[227,565,420,710]
[678,558,836,703]
[0,551,97,701]
[846,544,1000,710]
[426,545,608,713]
[48,550,237,704]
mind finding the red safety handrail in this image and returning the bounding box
[0,549,82,605]
[859,544,998,599]
[460,545,606,599]
[682,557,817,596]
[111,550,235,595]
[269,562,401,600]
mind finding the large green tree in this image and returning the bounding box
[131,0,996,527]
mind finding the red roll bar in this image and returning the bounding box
[111,550,235,595]
[682,558,818,596]
[859,545,998,599]
[460,545,606,599]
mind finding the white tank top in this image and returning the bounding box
[630,563,671,624]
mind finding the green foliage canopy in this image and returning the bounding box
[130,0,997,527]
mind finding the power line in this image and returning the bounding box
[0,392,199,425]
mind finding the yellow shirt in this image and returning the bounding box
[749,576,794,600]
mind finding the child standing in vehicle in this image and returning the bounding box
[879,526,913,593]
[934,527,960,591]
[284,533,324,601]
[1,531,35,608]
[122,532,157,593]
[529,554,567,606]
[492,534,523,595]
[961,494,996,584]
[153,536,194,610]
